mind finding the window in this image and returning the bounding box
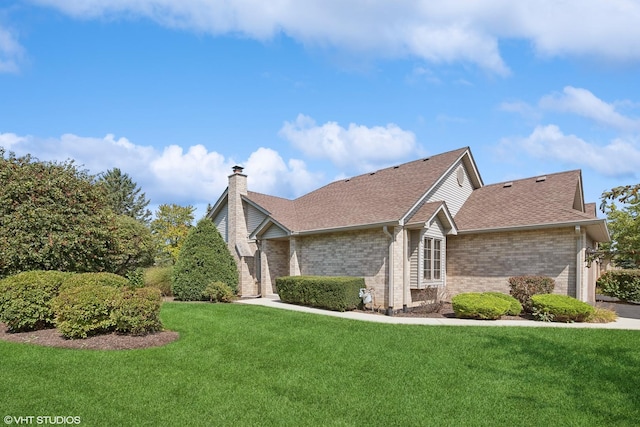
[423,237,443,281]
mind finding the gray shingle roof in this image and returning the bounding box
[246,147,468,233]
[454,170,596,231]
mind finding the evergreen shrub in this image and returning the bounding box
[530,294,594,322]
[172,218,238,301]
[276,276,363,311]
[452,293,511,320]
[481,292,522,315]
[0,270,72,332]
[60,272,129,292]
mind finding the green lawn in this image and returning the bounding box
[1,302,639,426]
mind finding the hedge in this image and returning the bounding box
[0,270,73,332]
[276,276,363,312]
[53,284,121,339]
[597,270,640,302]
[452,293,512,320]
[530,294,595,323]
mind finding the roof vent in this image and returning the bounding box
[423,157,430,161]
[393,166,399,169]
[503,182,513,188]
[536,176,547,182]
[370,172,376,175]
[344,179,350,182]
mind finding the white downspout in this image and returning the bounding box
[383,226,394,316]
[575,226,583,301]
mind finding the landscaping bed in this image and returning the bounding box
[0,322,179,350]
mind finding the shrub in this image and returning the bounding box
[59,272,129,292]
[112,287,163,335]
[0,270,72,332]
[144,266,173,296]
[508,276,555,312]
[52,284,120,339]
[202,281,236,303]
[172,218,238,301]
[530,294,595,323]
[276,276,363,312]
[596,270,640,302]
[126,268,146,289]
[481,292,523,316]
[452,293,511,320]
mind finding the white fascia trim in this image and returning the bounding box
[206,188,229,219]
[292,221,399,236]
[457,219,609,241]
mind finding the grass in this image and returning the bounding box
[1,303,640,426]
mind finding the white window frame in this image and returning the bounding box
[423,237,443,282]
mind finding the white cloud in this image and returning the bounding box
[507,124,640,177]
[0,26,24,73]
[279,114,419,173]
[27,0,640,74]
[539,86,640,132]
[3,132,320,209]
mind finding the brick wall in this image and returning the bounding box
[447,227,576,297]
[296,228,389,308]
[261,239,289,294]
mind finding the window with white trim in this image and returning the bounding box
[423,237,442,281]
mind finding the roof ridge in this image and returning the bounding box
[488,169,581,188]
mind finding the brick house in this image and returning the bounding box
[207,147,609,312]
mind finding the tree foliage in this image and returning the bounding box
[97,168,151,224]
[0,149,115,278]
[172,218,238,301]
[151,204,195,265]
[599,184,640,268]
[108,215,156,275]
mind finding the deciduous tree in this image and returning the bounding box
[150,204,195,265]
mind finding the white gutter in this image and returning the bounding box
[383,226,394,316]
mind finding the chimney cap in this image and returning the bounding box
[232,165,244,174]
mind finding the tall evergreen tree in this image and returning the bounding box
[172,218,238,301]
[97,168,151,224]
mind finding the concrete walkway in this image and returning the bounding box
[236,297,640,330]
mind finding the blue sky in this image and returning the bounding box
[2,1,640,219]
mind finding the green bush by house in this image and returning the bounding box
[0,270,72,332]
[597,270,640,302]
[172,218,238,301]
[276,276,363,312]
[508,275,555,311]
[530,294,595,323]
[202,281,236,303]
[481,292,523,315]
[452,293,512,320]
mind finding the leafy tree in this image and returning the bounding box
[97,168,151,224]
[600,184,640,268]
[172,218,238,301]
[150,204,195,265]
[0,149,115,278]
[109,215,156,275]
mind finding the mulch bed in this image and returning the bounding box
[0,323,179,350]
[362,302,533,321]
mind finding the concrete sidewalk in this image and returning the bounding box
[236,297,640,330]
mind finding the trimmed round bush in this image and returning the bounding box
[112,287,163,335]
[202,281,236,303]
[0,270,73,332]
[452,293,511,320]
[59,272,129,292]
[530,294,595,323]
[52,284,120,339]
[481,292,522,316]
[172,218,238,301]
